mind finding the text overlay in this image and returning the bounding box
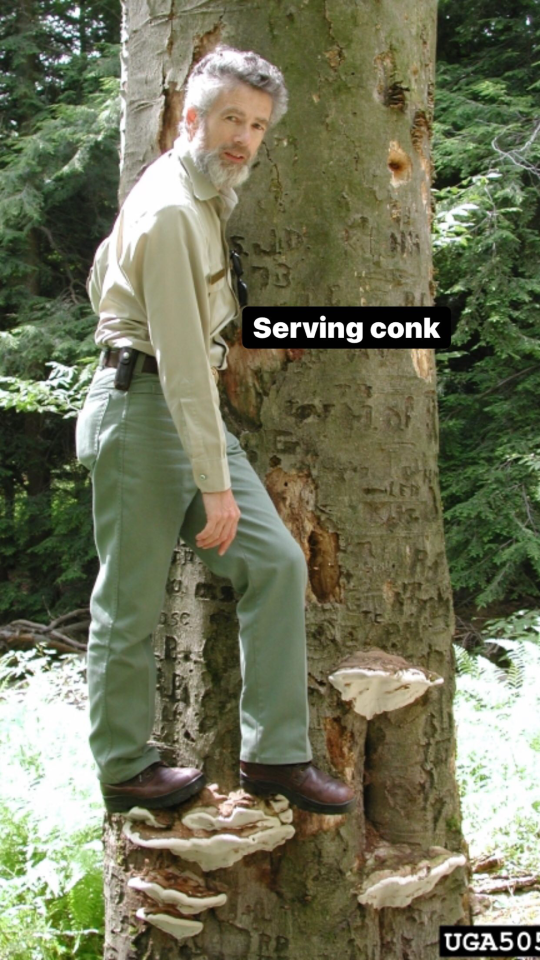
[439,925,540,957]
[242,307,451,349]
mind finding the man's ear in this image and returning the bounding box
[185,106,199,139]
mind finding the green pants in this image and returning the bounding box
[76,366,313,784]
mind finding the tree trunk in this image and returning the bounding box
[103,2,470,958]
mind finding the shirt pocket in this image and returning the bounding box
[207,267,237,328]
[75,393,111,471]
[207,267,227,298]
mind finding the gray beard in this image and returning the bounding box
[188,131,253,190]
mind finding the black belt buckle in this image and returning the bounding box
[114,347,139,391]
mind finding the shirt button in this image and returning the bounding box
[200,474,207,480]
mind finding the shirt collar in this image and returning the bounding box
[174,137,239,219]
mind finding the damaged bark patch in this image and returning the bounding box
[250,843,287,892]
[324,45,345,71]
[385,81,408,109]
[222,333,287,424]
[324,715,356,782]
[388,142,412,187]
[158,23,223,154]
[192,23,223,65]
[308,527,340,603]
[410,109,433,188]
[294,808,348,839]
[411,109,431,154]
[265,467,342,603]
[158,81,183,153]
[375,51,408,110]
[286,348,305,362]
[410,349,433,381]
[222,336,304,424]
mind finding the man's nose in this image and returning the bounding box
[232,125,250,147]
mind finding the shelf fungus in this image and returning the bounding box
[328,648,443,719]
[357,841,466,909]
[135,906,203,942]
[128,866,227,914]
[123,782,295,872]
[123,807,169,829]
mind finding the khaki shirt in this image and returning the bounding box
[87,138,240,493]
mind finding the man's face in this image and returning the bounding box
[187,83,273,190]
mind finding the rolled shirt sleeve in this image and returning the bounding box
[136,205,231,493]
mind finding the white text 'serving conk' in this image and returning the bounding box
[241,306,452,349]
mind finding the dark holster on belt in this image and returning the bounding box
[112,348,139,391]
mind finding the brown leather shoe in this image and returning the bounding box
[240,760,356,815]
[101,761,206,813]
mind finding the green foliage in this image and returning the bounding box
[0,0,120,623]
[454,611,540,870]
[0,468,97,621]
[0,360,97,416]
[0,649,104,960]
[482,606,540,642]
[0,0,119,138]
[434,0,540,606]
[0,75,120,317]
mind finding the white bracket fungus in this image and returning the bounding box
[135,908,203,942]
[268,795,293,818]
[328,648,443,719]
[182,800,292,831]
[123,782,295,872]
[123,807,168,829]
[128,866,227,914]
[357,841,467,909]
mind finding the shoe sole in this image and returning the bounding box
[103,772,207,814]
[240,773,356,816]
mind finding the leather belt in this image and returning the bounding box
[102,350,158,374]
[101,349,220,383]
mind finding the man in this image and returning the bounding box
[78,46,355,817]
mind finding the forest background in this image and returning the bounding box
[1,0,540,955]
[1,0,539,622]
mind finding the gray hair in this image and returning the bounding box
[182,46,288,129]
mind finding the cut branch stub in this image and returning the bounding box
[357,841,466,909]
[122,783,295,872]
[328,648,443,719]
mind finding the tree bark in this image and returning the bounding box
[103,2,470,958]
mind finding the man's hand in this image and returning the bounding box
[197,489,241,556]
